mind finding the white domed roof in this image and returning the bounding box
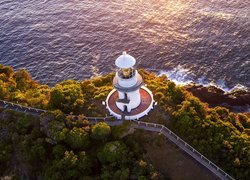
[115,51,136,68]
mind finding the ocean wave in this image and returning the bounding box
[158,65,249,93]
[0,0,249,89]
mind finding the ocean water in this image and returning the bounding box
[0,0,249,90]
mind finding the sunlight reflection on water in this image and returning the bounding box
[0,0,249,90]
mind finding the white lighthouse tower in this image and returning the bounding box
[106,51,154,120]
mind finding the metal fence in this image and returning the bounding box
[0,99,235,180]
[0,100,46,114]
[130,120,234,180]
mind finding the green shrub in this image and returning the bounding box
[91,122,111,140]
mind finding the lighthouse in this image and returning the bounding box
[106,51,154,120]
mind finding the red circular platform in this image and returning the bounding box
[107,88,153,117]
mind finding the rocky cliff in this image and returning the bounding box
[184,84,250,112]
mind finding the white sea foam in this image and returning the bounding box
[158,66,249,93]
[159,65,194,85]
[0,0,249,90]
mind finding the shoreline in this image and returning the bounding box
[183,83,250,113]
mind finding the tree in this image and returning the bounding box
[65,127,90,150]
[98,141,129,164]
[77,151,92,175]
[49,80,85,113]
[44,150,80,179]
[91,122,111,140]
[52,145,67,159]
[0,64,14,77]
[238,113,250,128]
[14,69,38,91]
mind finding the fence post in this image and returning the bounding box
[0,100,236,180]
[160,125,164,132]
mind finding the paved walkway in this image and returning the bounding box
[0,100,234,180]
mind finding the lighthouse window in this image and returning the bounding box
[118,68,135,79]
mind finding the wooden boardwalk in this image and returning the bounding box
[0,99,234,180]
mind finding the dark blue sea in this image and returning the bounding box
[0,0,249,91]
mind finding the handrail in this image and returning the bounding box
[0,100,110,120]
[0,99,234,180]
[129,120,234,180]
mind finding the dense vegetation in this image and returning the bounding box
[0,110,158,179]
[0,65,158,179]
[141,70,250,179]
[0,64,113,115]
[0,64,249,179]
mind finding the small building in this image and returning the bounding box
[106,51,154,120]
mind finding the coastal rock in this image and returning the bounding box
[184,84,250,108]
